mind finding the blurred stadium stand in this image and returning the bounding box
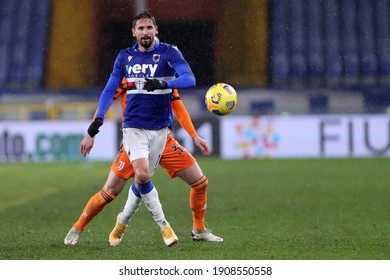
[306,0,325,86]
[375,0,390,83]
[1,0,390,121]
[0,0,51,88]
[358,0,378,85]
[323,0,343,86]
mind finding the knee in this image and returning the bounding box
[191,175,208,191]
[103,185,121,197]
[136,170,150,184]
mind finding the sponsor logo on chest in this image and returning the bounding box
[126,63,158,77]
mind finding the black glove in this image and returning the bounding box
[87,117,103,137]
[144,78,168,92]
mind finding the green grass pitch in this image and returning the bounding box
[0,157,389,260]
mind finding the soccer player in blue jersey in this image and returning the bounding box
[64,82,223,247]
[87,9,196,246]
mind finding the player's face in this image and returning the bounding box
[132,18,158,51]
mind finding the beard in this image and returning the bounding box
[139,36,153,49]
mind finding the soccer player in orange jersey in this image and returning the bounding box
[64,78,223,246]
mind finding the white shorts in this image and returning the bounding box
[122,127,168,177]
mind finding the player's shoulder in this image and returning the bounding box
[158,42,179,52]
[115,48,136,62]
[121,47,137,55]
[115,46,139,57]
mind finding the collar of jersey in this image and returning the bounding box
[132,39,160,54]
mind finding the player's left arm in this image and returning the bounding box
[165,46,196,89]
[145,46,195,91]
[171,90,210,155]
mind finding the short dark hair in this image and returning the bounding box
[132,9,157,28]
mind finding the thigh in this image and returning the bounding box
[122,127,168,177]
[122,128,149,162]
[160,133,196,178]
[111,145,135,180]
[149,127,168,177]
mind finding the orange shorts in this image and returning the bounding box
[111,132,196,180]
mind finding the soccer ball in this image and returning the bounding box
[205,83,238,116]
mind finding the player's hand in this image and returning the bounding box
[87,117,103,137]
[144,78,168,92]
[193,135,210,156]
[80,134,95,157]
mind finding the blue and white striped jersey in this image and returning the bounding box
[96,40,195,129]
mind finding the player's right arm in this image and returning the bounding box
[81,77,127,157]
[96,53,126,119]
[86,53,124,141]
[95,75,122,120]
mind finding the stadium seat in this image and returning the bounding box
[289,0,307,82]
[323,0,343,86]
[309,95,328,114]
[8,0,33,85]
[269,0,290,85]
[358,0,378,83]
[363,86,390,113]
[3,0,51,88]
[26,0,52,86]
[0,0,17,85]
[374,0,390,79]
[306,0,325,85]
[340,0,360,85]
[29,111,48,120]
[251,100,274,115]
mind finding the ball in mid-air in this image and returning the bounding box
[205,83,238,116]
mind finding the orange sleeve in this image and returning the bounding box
[92,77,127,121]
[171,89,197,138]
[116,78,127,125]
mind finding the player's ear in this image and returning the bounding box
[131,28,136,37]
[155,26,158,35]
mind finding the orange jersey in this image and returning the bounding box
[108,78,197,179]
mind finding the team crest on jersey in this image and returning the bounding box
[153,54,160,63]
[135,80,145,90]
